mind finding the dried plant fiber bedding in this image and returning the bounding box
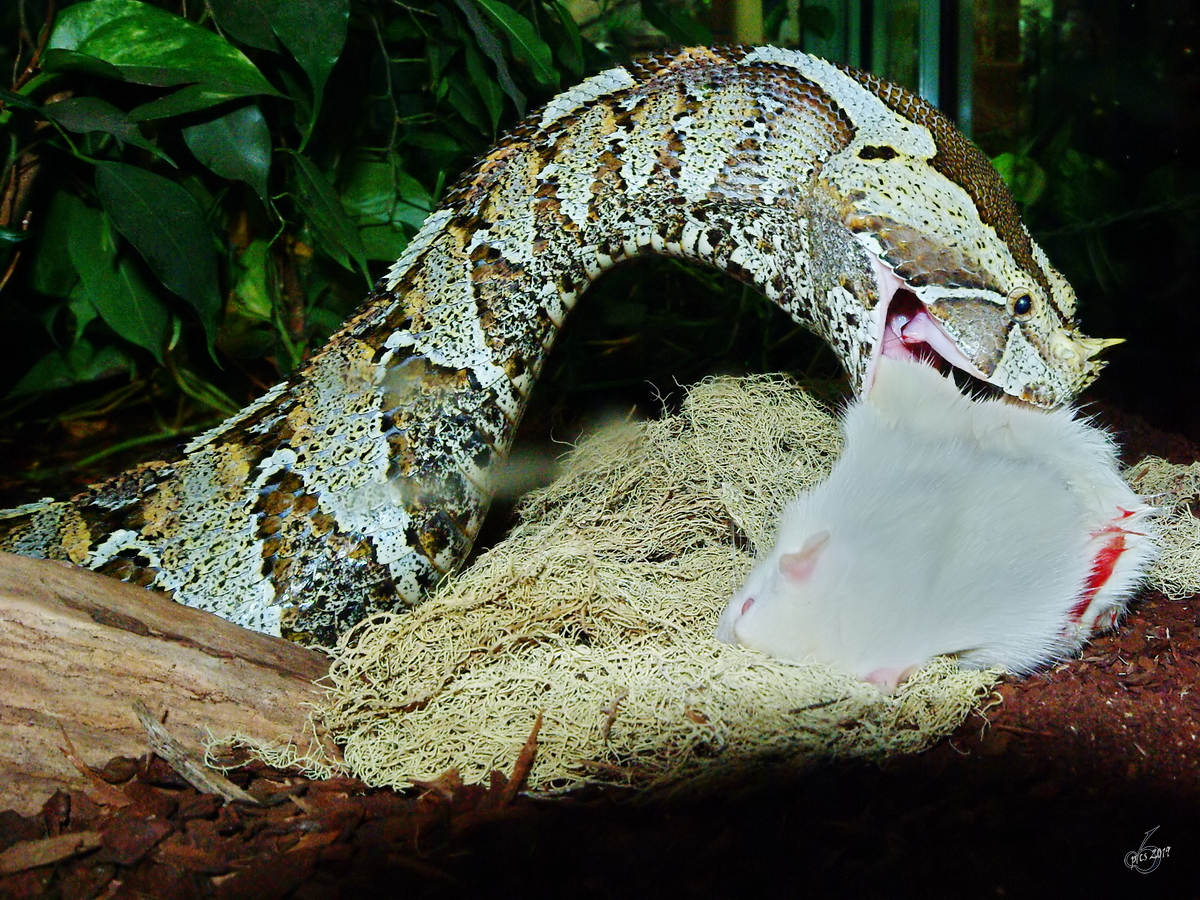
[311,376,1200,793]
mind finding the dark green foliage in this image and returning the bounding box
[0,0,628,414]
[94,160,223,343]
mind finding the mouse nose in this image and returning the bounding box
[863,664,919,694]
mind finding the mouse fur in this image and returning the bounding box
[716,357,1156,692]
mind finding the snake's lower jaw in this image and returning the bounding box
[991,334,1117,407]
[917,294,1125,407]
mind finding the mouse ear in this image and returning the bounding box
[778,530,830,583]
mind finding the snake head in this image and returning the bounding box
[825,68,1120,408]
[862,238,1121,407]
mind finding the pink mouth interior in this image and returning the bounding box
[866,256,989,393]
[879,290,949,371]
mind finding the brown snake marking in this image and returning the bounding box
[0,46,1118,644]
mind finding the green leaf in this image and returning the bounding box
[40,96,168,159]
[206,0,279,51]
[94,161,221,343]
[358,225,410,262]
[463,40,504,133]
[127,85,250,121]
[287,151,370,284]
[47,0,281,96]
[549,1,584,78]
[63,195,171,363]
[453,0,527,114]
[473,0,558,89]
[221,239,277,359]
[992,152,1048,207]
[427,37,456,84]
[30,191,82,298]
[0,88,39,110]
[267,0,349,139]
[340,151,433,259]
[208,0,348,140]
[230,239,275,322]
[393,183,435,230]
[183,104,272,205]
[67,295,100,342]
[46,1,120,52]
[8,340,132,397]
[38,48,126,82]
[446,70,492,134]
[404,132,463,157]
[274,66,315,139]
[338,153,402,223]
[639,0,712,44]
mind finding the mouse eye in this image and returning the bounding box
[740,597,755,616]
[1009,291,1034,318]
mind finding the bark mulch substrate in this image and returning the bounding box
[2,408,1199,899]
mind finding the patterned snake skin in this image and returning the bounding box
[0,47,1118,644]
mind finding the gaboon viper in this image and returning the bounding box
[0,47,1119,644]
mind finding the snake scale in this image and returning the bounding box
[0,46,1119,644]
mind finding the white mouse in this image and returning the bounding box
[716,356,1156,692]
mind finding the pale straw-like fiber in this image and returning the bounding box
[235,378,1200,793]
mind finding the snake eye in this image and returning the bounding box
[1010,292,1034,317]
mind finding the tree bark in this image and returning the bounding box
[0,552,332,815]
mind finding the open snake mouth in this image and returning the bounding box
[865,257,992,396]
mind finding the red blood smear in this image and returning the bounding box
[1068,531,1128,623]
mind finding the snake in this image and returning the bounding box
[0,46,1119,644]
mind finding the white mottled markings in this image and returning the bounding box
[991,326,1042,395]
[537,66,636,131]
[744,47,934,158]
[397,231,512,394]
[88,528,151,568]
[385,208,455,292]
[543,102,616,228]
[674,85,740,201]
[184,380,290,452]
[615,89,678,197]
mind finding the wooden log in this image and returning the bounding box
[0,552,332,815]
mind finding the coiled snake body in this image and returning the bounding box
[0,46,1116,643]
